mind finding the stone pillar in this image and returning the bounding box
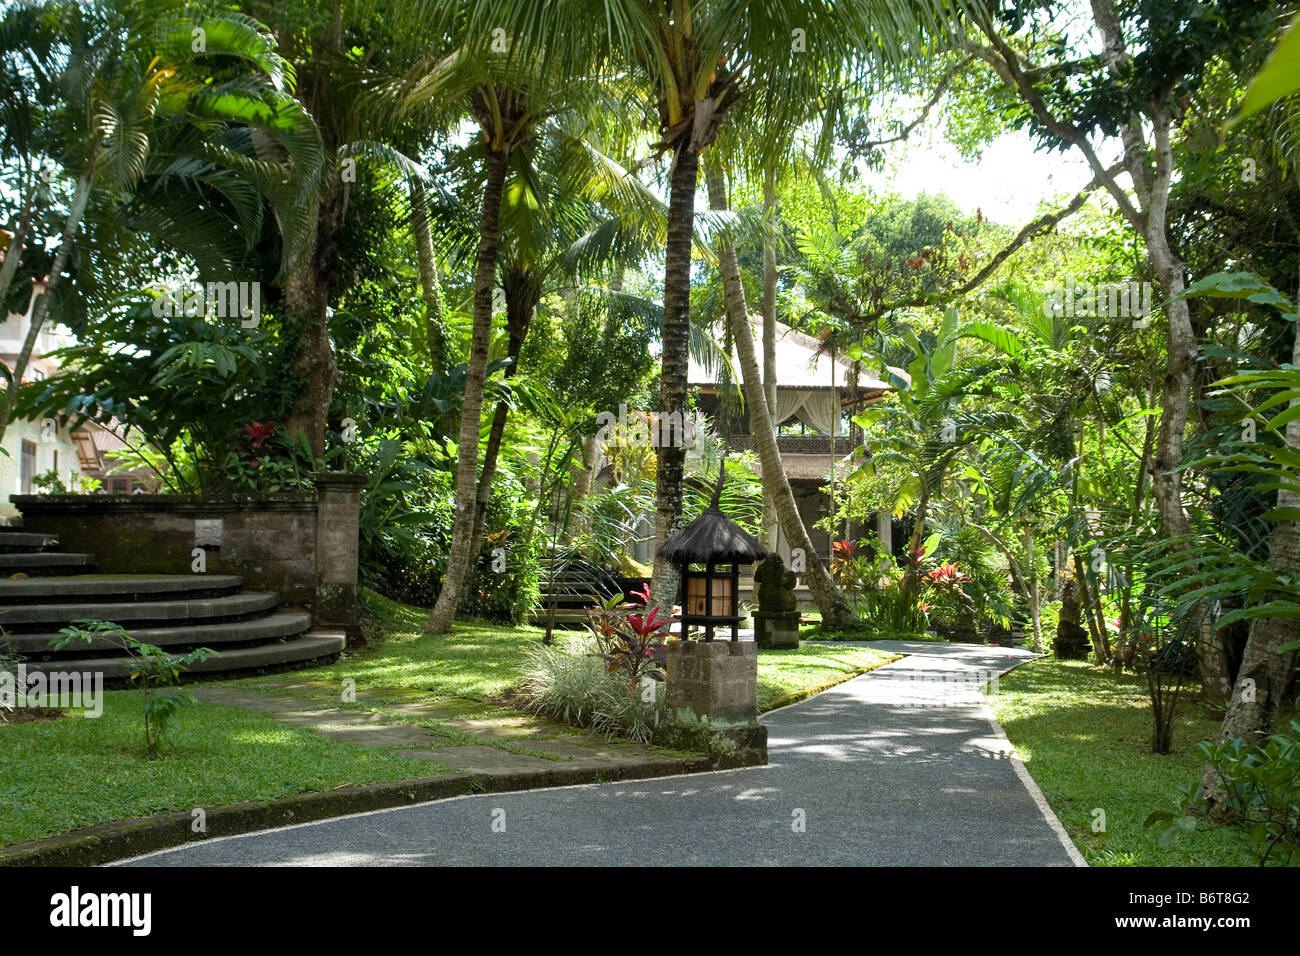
[665,640,758,722]
[753,610,800,649]
[312,472,367,646]
[876,511,893,557]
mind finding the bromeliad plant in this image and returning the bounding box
[584,584,671,695]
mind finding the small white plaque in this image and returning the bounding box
[195,518,224,548]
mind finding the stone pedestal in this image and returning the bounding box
[665,640,757,722]
[753,609,800,649]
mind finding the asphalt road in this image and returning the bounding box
[117,641,1085,867]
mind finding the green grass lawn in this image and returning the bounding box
[0,693,444,847]
[756,644,899,710]
[989,658,1261,866]
[244,591,900,712]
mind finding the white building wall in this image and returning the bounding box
[0,419,85,517]
[0,299,85,517]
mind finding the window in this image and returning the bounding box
[20,440,35,494]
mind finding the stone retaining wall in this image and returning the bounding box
[11,472,366,642]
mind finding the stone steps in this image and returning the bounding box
[0,590,281,631]
[0,551,95,569]
[0,531,60,552]
[19,630,346,679]
[0,573,243,603]
[0,522,341,676]
[3,610,312,654]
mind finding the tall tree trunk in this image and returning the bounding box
[761,170,779,551]
[465,282,535,585]
[649,139,699,616]
[1073,548,1110,662]
[425,145,510,633]
[410,177,446,374]
[705,160,854,626]
[1024,525,1043,653]
[0,186,37,317]
[761,171,779,416]
[0,169,92,446]
[282,176,343,459]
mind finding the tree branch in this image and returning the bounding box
[850,56,974,152]
[961,30,1144,230]
[845,162,1122,326]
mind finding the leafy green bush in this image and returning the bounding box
[21,306,313,493]
[1147,718,1300,865]
[1197,720,1300,865]
[32,469,101,494]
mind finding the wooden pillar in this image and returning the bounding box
[731,562,740,641]
[677,563,687,641]
[705,561,715,642]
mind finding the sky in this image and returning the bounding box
[861,125,1123,228]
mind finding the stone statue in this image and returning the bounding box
[753,554,799,648]
[1053,579,1092,660]
[755,554,797,613]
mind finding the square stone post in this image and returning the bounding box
[312,472,367,646]
[665,640,757,721]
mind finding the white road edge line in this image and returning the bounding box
[982,661,1089,868]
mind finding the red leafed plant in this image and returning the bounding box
[243,420,276,451]
[927,562,971,586]
[583,583,670,695]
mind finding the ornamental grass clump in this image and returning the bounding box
[516,634,664,742]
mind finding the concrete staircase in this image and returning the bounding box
[0,525,345,678]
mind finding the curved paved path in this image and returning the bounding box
[117,641,1084,867]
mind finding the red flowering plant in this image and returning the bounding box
[244,420,275,451]
[223,420,318,492]
[921,561,977,626]
[583,583,671,695]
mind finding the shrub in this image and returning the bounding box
[516,634,663,742]
[1197,720,1300,865]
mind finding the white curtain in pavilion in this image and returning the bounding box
[771,388,841,435]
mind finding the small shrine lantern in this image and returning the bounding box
[659,468,768,642]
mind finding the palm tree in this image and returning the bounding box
[387,21,609,633]
[703,158,856,624]
[485,0,960,614]
[0,0,322,446]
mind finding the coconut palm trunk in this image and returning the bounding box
[649,139,699,615]
[425,143,510,633]
[466,280,535,580]
[761,169,779,549]
[705,160,854,627]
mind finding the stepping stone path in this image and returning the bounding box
[193,682,685,777]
